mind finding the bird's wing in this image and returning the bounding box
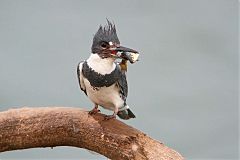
[116,64,128,102]
[77,61,87,95]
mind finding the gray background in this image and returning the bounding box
[0,0,238,159]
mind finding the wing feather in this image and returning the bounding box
[77,61,87,95]
[116,64,128,103]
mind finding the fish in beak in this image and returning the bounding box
[111,46,139,63]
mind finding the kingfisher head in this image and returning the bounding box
[91,20,138,61]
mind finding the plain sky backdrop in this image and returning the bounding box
[0,0,238,159]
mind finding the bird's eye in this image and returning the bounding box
[101,42,108,48]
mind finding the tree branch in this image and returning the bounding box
[0,107,184,160]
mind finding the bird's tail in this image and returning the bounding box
[117,105,136,120]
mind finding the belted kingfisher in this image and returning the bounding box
[77,21,139,120]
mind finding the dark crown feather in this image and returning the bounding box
[91,20,120,53]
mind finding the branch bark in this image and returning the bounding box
[0,107,184,160]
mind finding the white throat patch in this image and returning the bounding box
[87,54,116,75]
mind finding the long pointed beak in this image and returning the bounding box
[114,46,138,53]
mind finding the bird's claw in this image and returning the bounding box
[104,114,116,120]
[89,108,100,115]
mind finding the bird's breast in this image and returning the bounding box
[82,61,121,88]
[83,78,123,110]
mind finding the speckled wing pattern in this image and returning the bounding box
[77,61,87,95]
[116,64,128,103]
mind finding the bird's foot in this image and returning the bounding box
[89,108,100,115]
[104,114,116,120]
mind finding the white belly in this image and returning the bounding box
[84,78,124,111]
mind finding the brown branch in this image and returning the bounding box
[0,107,184,160]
